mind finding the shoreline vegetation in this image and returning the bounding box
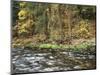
[12,38,96,52]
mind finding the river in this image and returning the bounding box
[12,46,96,74]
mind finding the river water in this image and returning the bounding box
[12,47,96,74]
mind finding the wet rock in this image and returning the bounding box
[49,56,54,59]
[76,57,81,59]
[46,60,55,66]
[59,67,71,70]
[88,55,95,59]
[12,61,16,64]
[15,59,24,65]
[26,54,32,57]
[74,66,81,69]
[42,67,59,72]
[25,57,35,60]
[31,62,39,66]
[62,52,69,55]
[16,68,30,72]
[35,57,45,61]
[16,64,26,68]
[68,52,74,57]
[82,56,87,59]
[34,53,49,56]
[13,56,19,61]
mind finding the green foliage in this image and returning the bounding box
[39,44,61,49]
[38,41,92,50]
[18,9,28,20]
[19,2,27,8]
[17,23,29,36]
[15,2,35,37]
[78,6,96,20]
[12,1,96,49]
[73,20,92,39]
[12,1,20,23]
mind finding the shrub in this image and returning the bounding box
[73,20,91,39]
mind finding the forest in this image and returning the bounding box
[12,1,96,74]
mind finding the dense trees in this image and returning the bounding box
[12,1,96,45]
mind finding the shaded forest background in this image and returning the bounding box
[12,1,96,48]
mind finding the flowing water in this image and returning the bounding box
[12,47,96,74]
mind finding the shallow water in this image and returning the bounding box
[12,47,96,74]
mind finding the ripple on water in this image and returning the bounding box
[12,48,96,73]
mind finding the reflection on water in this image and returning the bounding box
[12,47,96,74]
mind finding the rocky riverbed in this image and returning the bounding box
[12,46,96,74]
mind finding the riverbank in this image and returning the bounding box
[12,38,95,51]
[12,37,96,74]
